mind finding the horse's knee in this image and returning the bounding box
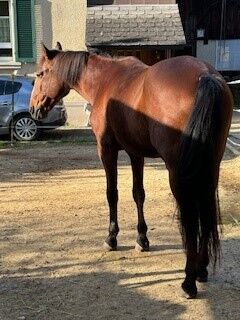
[132,187,145,204]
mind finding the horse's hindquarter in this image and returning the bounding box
[145,57,208,127]
[142,56,213,161]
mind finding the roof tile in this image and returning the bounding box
[87,4,186,46]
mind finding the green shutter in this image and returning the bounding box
[14,0,36,62]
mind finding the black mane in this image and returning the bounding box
[53,51,89,87]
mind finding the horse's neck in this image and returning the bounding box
[74,55,146,105]
[74,55,114,105]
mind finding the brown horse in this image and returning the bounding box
[30,43,233,298]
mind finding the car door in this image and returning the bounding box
[0,80,10,129]
[0,80,22,129]
[4,80,22,112]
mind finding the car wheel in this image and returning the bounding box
[13,115,39,141]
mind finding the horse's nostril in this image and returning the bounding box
[30,106,34,115]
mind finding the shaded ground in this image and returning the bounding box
[0,143,239,320]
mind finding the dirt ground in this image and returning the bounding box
[0,143,239,320]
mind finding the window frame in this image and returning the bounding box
[0,79,5,95]
[0,0,15,62]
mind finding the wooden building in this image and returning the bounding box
[177,0,240,80]
[86,0,190,65]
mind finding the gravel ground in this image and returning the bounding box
[0,144,239,320]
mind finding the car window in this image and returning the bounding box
[4,81,22,95]
[0,80,5,95]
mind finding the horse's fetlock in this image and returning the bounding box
[109,222,119,235]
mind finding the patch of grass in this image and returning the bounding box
[0,140,13,149]
[0,139,96,150]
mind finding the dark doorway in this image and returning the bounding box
[97,46,191,65]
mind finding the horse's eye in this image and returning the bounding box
[36,71,44,77]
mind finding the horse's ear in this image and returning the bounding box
[41,42,51,59]
[41,42,58,60]
[55,42,62,51]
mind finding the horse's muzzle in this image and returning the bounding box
[30,106,47,120]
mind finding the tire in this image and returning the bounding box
[12,114,40,141]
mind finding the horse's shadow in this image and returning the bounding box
[0,269,186,320]
[1,236,239,319]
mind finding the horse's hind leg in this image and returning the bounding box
[169,171,198,298]
[100,145,119,251]
[197,189,218,282]
[197,234,209,282]
[181,214,198,298]
[129,154,149,252]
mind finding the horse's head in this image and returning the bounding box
[30,42,70,120]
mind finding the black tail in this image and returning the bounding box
[177,74,224,265]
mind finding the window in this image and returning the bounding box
[15,0,36,62]
[115,50,141,59]
[5,80,21,94]
[0,0,36,64]
[0,80,21,95]
[0,0,12,60]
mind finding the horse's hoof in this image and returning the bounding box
[135,236,149,252]
[197,269,208,283]
[181,280,198,299]
[104,242,116,251]
[135,243,145,252]
[104,237,117,251]
[135,241,149,252]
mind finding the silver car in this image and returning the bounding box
[0,75,67,141]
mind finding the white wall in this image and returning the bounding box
[197,39,240,71]
[196,40,216,67]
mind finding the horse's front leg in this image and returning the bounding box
[129,153,149,252]
[100,144,119,251]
